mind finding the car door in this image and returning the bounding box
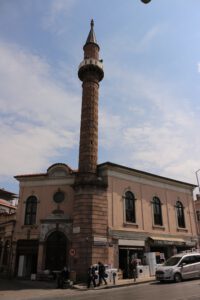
[193,255,200,278]
[180,256,196,280]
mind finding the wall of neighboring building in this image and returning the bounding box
[0,199,17,214]
[0,213,16,275]
[194,196,200,247]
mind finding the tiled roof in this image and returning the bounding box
[0,199,17,209]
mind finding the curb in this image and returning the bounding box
[73,278,156,291]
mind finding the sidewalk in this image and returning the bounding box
[0,276,156,300]
[73,275,156,290]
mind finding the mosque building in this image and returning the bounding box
[0,21,198,281]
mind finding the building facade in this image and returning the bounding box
[194,195,200,248]
[0,21,198,280]
[0,189,17,275]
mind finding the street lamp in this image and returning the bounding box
[195,169,200,194]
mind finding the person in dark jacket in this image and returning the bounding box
[97,261,107,286]
[87,265,96,288]
[130,258,138,282]
[57,267,70,288]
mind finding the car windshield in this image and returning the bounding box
[164,256,181,266]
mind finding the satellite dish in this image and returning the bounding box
[141,0,151,3]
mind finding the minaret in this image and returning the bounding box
[78,19,104,178]
[72,21,108,281]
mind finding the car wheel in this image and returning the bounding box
[174,273,182,283]
[159,280,164,283]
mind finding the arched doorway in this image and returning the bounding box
[45,231,67,271]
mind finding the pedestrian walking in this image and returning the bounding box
[87,265,96,288]
[131,258,138,283]
[97,261,107,286]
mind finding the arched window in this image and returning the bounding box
[176,201,185,228]
[24,196,37,225]
[152,197,163,226]
[125,191,136,223]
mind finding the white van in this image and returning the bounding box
[155,252,200,283]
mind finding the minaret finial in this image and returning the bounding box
[91,19,94,28]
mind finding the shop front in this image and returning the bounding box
[15,239,38,278]
[147,236,197,262]
[118,239,145,279]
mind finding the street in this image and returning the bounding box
[1,279,200,300]
[67,280,200,300]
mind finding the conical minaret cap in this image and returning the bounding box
[84,19,99,46]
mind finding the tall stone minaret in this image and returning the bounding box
[72,21,108,281]
[78,19,104,178]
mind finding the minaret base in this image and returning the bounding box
[71,183,108,281]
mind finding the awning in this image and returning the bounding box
[118,239,145,247]
[149,236,185,246]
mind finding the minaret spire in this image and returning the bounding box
[85,19,97,45]
[77,20,104,178]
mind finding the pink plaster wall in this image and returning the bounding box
[14,179,74,241]
[106,172,197,238]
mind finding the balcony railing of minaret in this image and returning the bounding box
[78,58,103,70]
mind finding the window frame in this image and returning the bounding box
[24,196,37,225]
[175,200,186,228]
[124,191,136,224]
[152,196,163,226]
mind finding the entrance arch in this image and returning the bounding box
[45,231,67,270]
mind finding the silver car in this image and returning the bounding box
[155,252,200,283]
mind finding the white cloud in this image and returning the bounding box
[100,62,200,184]
[0,41,80,177]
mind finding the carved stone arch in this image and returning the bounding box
[44,228,68,242]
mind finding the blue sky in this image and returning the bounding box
[1,0,200,194]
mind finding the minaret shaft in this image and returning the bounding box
[78,80,99,174]
[78,20,104,176]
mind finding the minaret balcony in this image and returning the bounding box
[78,58,104,81]
[79,58,103,70]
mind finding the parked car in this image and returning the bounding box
[155,252,200,283]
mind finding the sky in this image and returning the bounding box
[1,0,200,194]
